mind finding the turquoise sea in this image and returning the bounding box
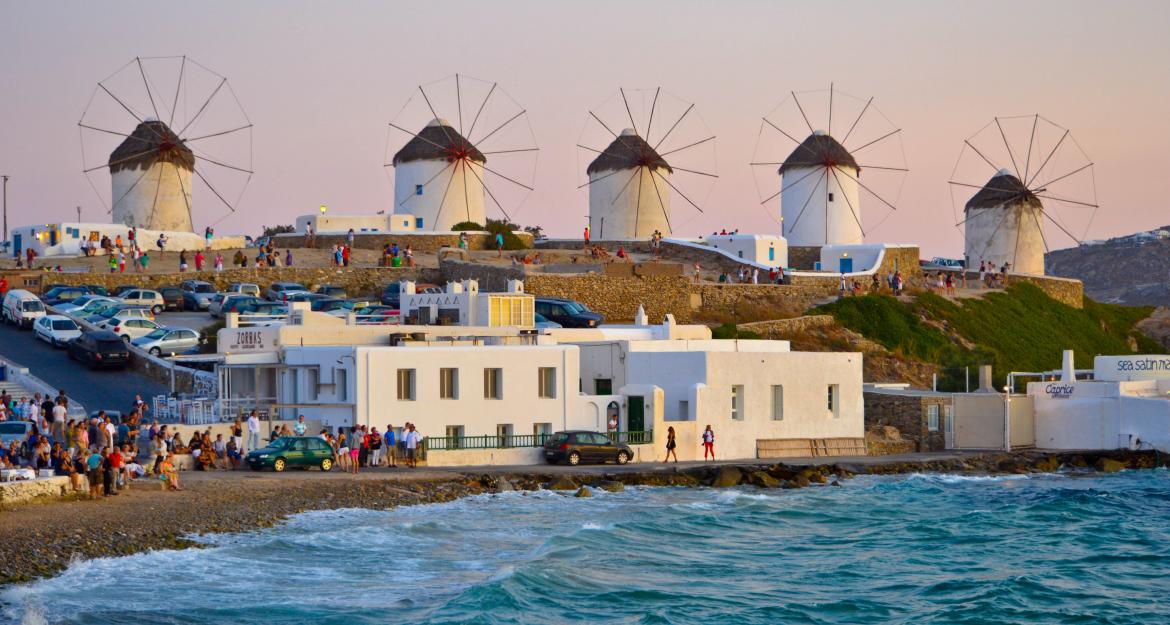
[4,470,1169,624]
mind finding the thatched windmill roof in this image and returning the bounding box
[392,119,485,165]
[965,170,1042,211]
[108,120,194,174]
[779,132,859,174]
[587,129,673,175]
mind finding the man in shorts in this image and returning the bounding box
[405,424,421,468]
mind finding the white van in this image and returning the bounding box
[2,289,47,328]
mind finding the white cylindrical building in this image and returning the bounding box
[587,128,672,239]
[963,169,1045,275]
[779,131,862,247]
[109,120,194,233]
[392,118,486,231]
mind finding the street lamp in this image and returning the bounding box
[2,174,9,243]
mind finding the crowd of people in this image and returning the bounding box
[323,421,423,472]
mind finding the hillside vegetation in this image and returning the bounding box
[814,283,1166,391]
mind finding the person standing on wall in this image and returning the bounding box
[702,425,715,461]
[246,410,261,454]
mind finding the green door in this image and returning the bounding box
[628,396,645,433]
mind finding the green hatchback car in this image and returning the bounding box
[247,436,334,472]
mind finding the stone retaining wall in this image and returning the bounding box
[274,231,533,252]
[0,477,70,505]
[525,272,695,323]
[736,315,837,338]
[863,391,951,452]
[787,246,821,270]
[1005,273,1084,308]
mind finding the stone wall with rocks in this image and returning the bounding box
[736,315,837,338]
[692,284,836,321]
[0,477,70,505]
[525,272,695,323]
[863,391,951,452]
[45,267,443,299]
[274,231,532,252]
[1005,273,1084,308]
[787,246,822,270]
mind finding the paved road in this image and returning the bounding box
[0,321,169,412]
[155,310,219,333]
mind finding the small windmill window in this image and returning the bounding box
[828,192,835,202]
[415,184,424,196]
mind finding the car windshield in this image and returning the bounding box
[21,301,44,312]
[96,339,125,351]
[144,329,168,340]
[193,284,216,293]
[68,296,90,306]
[0,422,28,434]
[51,320,78,330]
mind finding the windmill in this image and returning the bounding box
[79,56,253,233]
[576,88,717,239]
[385,74,539,231]
[751,85,907,247]
[949,115,1098,275]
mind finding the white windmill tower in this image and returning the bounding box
[391,118,487,231]
[950,115,1098,276]
[386,75,539,231]
[578,88,717,239]
[80,56,254,233]
[752,85,907,250]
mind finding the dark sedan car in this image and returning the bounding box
[41,286,91,306]
[67,329,130,369]
[180,280,219,310]
[534,297,604,328]
[315,284,348,298]
[543,431,632,466]
[159,286,185,312]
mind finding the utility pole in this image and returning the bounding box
[2,175,8,243]
[76,205,81,223]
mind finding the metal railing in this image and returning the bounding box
[422,430,653,451]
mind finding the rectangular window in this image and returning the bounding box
[944,404,954,434]
[828,192,835,202]
[484,368,502,400]
[927,404,940,431]
[827,384,839,417]
[397,368,416,401]
[595,378,612,395]
[533,422,552,438]
[538,367,556,399]
[446,425,464,449]
[415,184,424,196]
[414,217,424,228]
[771,385,784,420]
[731,385,744,421]
[336,368,348,402]
[678,400,689,420]
[440,368,458,399]
[496,424,513,447]
[307,368,319,401]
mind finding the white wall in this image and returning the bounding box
[295,214,392,235]
[781,164,862,247]
[1031,379,1170,451]
[588,166,671,239]
[963,203,1045,275]
[393,159,485,231]
[8,223,244,258]
[112,162,193,232]
[707,234,788,268]
[820,243,886,274]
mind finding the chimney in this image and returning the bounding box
[1061,349,1075,382]
[634,304,648,326]
[977,365,994,393]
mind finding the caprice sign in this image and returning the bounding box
[1044,383,1075,399]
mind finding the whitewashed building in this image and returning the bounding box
[391,118,486,231]
[214,299,866,465]
[963,169,1046,275]
[109,119,195,233]
[705,234,789,268]
[399,279,533,327]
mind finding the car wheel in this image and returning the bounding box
[51,338,59,348]
[121,335,131,343]
[616,451,630,465]
[149,347,161,356]
[321,458,333,472]
[568,451,581,466]
[273,458,286,472]
[152,305,163,315]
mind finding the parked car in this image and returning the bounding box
[90,305,154,327]
[284,292,329,305]
[159,286,185,312]
[55,294,111,315]
[922,257,965,271]
[132,327,202,356]
[534,312,562,330]
[119,289,166,314]
[311,298,356,313]
[110,285,139,297]
[33,314,82,347]
[236,301,288,316]
[209,294,260,318]
[2,290,46,328]
[103,317,162,342]
[353,306,400,325]
[81,301,127,323]
[41,286,91,306]
[246,436,335,472]
[67,329,130,369]
[79,285,110,297]
[0,421,33,447]
[265,282,308,302]
[542,431,633,466]
[534,297,604,328]
[180,280,218,311]
[65,297,118,320]
[226,282,262,297]
[219,296,268,317]
[380,283,402,307]
[315,284,348,298]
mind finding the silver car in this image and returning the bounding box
[132,327,202,357]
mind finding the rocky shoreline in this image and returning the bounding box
[0,449,1162,585]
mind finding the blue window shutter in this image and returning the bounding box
[415,218,424,228]
[415,185,423,196]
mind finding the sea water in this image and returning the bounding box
[4,471,1170,624]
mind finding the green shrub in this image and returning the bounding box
[485,219,528,250]
[451,221,483,231]
[711,323,762,340]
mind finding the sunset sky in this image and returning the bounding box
[2,0,1167,256]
